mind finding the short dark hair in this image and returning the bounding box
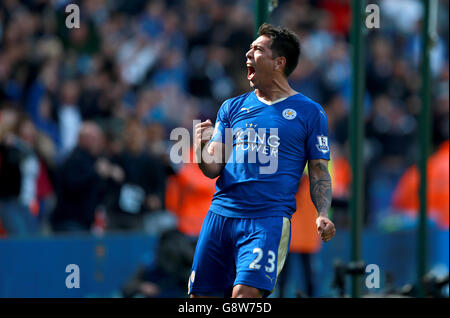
[257,23,301,77]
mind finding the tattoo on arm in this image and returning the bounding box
[308,160,332,217]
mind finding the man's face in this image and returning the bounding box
[79,124,104,157]
[125,124,145,153]
[245,35,277,88]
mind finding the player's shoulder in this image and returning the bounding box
[221,91,254,111]
[290,92,327,118]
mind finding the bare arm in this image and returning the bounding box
[308,158,332,218]
[197,141,227,179]
[308,158,335,242]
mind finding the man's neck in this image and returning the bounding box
[254,77,297,103]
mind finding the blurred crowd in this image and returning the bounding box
[0,0,448,239]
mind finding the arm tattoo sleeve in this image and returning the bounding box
[308,160,332,217]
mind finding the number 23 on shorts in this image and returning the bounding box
[249,248,276,273]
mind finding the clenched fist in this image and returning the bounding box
[316,216,335,242]
[194,119,215,156]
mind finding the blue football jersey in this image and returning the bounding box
[209,91,330,218]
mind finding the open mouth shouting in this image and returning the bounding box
[247,63,256,81]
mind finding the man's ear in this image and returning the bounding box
[274,56,286,72]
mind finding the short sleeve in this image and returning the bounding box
[305,106,330,160]
[210,100,231,144]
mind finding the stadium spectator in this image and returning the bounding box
[0,107,23,236]
[121,229,195,298]
[392,140,449,230]
[106,118,166,232]
[58,79,82,159]
[165,147,217,238]
[0,113,40,236]
[50,121,123,233]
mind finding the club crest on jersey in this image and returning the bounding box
[316,135,329,153]
[282,108,297,120]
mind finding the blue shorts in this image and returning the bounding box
[188,211,291,297]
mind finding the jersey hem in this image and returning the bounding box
[209,206,292,219]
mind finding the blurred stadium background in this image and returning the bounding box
[0,0,448,298]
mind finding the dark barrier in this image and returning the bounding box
[0,233,158,297]
[0,226,448,297]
